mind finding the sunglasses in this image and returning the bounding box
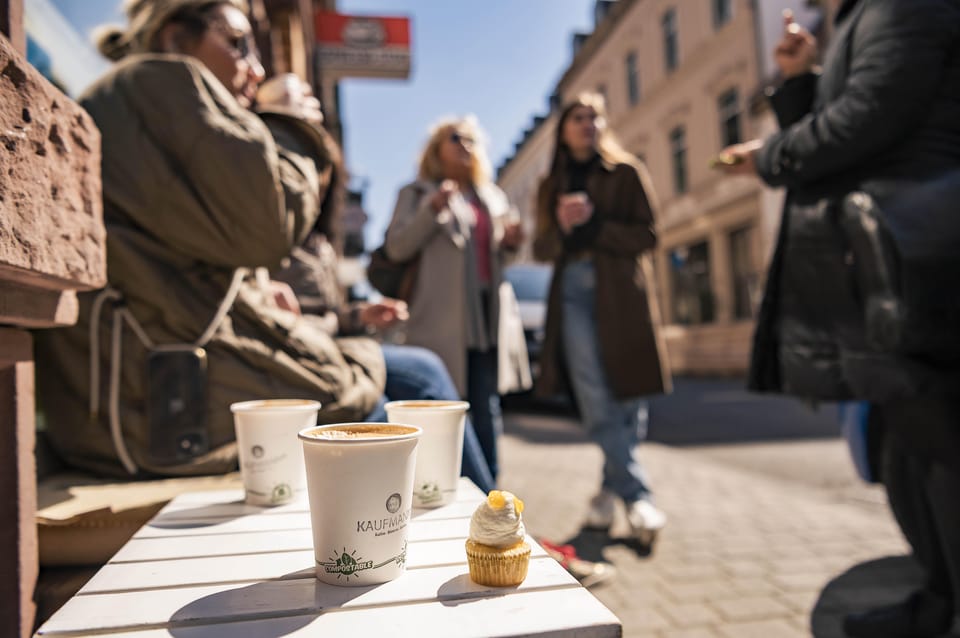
[449,132,475,146]
[210,22,259,61]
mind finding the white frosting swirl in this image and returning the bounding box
[469,492,526,548]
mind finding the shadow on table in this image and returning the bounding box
[147,499,305,530]
[167,570,375,637]
[436,574,518,607]
[808,555,923,638]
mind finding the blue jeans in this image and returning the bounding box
[561,259,652,503]
[468,348,503,481]
[365,344,495,494]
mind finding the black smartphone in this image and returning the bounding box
[145,346,210,466]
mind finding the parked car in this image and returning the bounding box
[504,263,552,373]
[502,263,573,412]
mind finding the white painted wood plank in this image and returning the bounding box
[110,529,313,563]
[38,588,620,638]
[411,498,484,521]
[153,496,480,523]
[156,497,310,520]
[39,556,575,634]
[131,513,469,543]
[86,540,548,593]
[156,478,483,517]
[134,511,311,537]
[111,529,314,563]
[114,518,470,563]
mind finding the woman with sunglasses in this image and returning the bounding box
[35,0,385,477]
[533,92,671,544]
[384,117,527,482]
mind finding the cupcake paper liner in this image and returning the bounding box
[465,539,531,587]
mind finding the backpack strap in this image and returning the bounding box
[89,268,247,474]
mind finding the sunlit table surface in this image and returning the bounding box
[35,477,622,637]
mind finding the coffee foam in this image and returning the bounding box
[304,424,419,440]
[385,400,469,411]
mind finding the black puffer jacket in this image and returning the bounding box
[749,0,960,401]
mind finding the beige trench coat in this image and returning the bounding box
[384,179,530,396]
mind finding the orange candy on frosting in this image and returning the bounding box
[487,490,524,514]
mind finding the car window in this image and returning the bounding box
[506,266,551,301]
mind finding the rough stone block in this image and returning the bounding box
[0,34,105,291]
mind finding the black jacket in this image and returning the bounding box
[749,0,960,401]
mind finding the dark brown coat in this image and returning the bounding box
[533,159,671,400]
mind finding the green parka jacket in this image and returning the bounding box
[34,55,384,477]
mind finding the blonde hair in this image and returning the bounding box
[95,0,248,61]
[417,115,492,186]
[550,91,636,173]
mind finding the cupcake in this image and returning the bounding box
[465,490,531,587]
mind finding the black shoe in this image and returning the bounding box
[843,590,953,638]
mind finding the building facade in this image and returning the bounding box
[498,0,825,375]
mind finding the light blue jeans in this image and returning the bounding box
[561,259,653,503]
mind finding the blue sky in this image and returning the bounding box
[49,0,596,247]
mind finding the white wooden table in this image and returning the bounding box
[35,478,621,637]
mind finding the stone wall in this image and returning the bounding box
[0,35,104,291]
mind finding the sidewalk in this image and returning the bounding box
[499,413,916,638]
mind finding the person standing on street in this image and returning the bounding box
[384,116,527,482]
[714,3,960,637]
[533,92,672,544]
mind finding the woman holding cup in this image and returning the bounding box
[384,116,527,482]
[533,92,671,543]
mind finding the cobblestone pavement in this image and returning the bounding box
[499,413,919,638]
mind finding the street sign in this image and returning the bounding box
[315,12,411,80]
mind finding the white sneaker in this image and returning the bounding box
[626,499,666,545]
[584,489,617,529]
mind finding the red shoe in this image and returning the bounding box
[539,538,615,588]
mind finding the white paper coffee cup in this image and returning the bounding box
[230,399,320,506]
[299,423,421,586]
[384,400,469,508]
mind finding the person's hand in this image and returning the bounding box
[359,299,409,330]
[257,73,324,126]
[502,220,524,249]
[430,180,458,214]
[269,280,302,315]
[556,192,594,234]
[712,139,764,176]
[774,10,818,79]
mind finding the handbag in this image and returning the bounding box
[841,179,960,359]
[367,245,420,302]
[368,184,431,302]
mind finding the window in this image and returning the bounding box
[670,242,714,324]
[669,126,688,194]
[625,51,640,106]
[712,0,733,29]
[662,8,679,72]
[718,88,741,147]
[729,226,757,319]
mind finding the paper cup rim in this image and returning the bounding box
[230,399,321,413]
[299,422,422,444]
[383,400,470,412]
